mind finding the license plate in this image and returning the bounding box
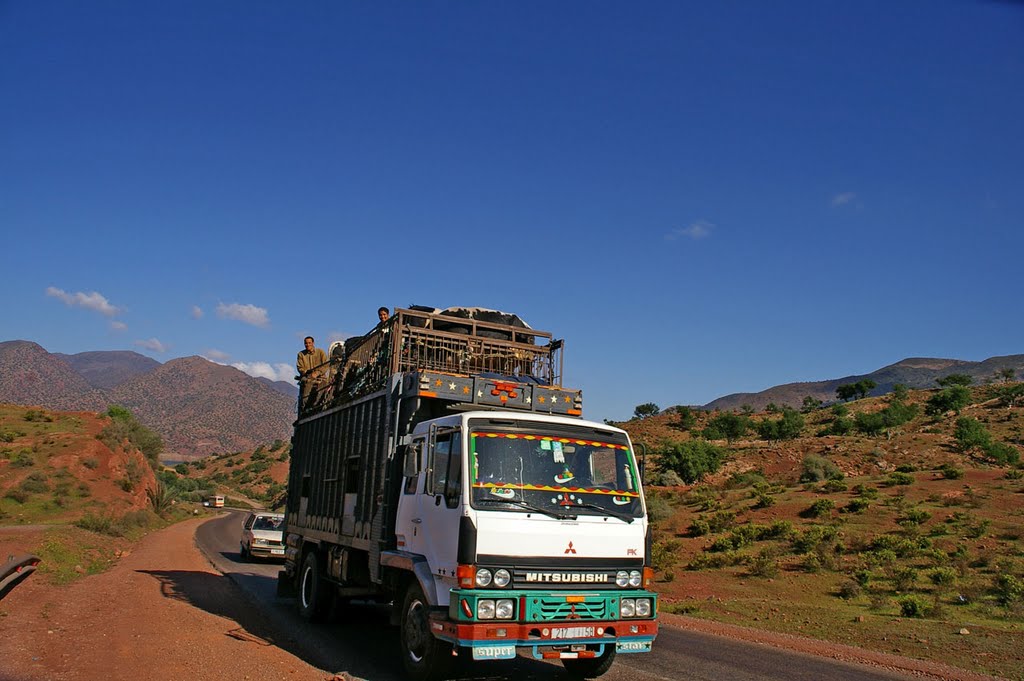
[551,627,595,639]
[616,641,652,653]
[271,549,284,555]
[472,645,516,660]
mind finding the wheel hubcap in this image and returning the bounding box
[404,598,428,662]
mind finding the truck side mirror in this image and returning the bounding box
[402,443,420,477]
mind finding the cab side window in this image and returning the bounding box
[427,430,462,508]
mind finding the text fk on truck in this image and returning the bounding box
[279,306,657,680]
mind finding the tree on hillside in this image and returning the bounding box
[854,379,876,400]
[937,373,973,388]
[997,368,1017,384]
[836,384,858,402]
[671,405,698,431]
[891,384,909,402]
[702,412,750,443]
[926,385,972,416]
[655,440,725,484]
[801,396,822,413]
[836,379,876,402]
[995,383,1024,409]
[633,403,660,420]
[954,417,991,452]
[756,407,805,442]
[101,405,164,466]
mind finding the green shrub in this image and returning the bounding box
[899,508,932,526]
[75,513,126,537]
[0,431,16,443]
[871,534,919,558]
[891,566,919,592]
[655,440,726,484]
[897,595,926,617]
[841,498,870,514]
[939,464,964,480]
[688,519,710,537]
[929,567,958,589]
[853,484,879,499]
[82,458,99,470]
[752,490,776,508]
[984,441,1020,465]
[1003,469,1024,480]
[800,499,835,519]
[791,525,838,554]
[819,479,848,493]
[748,548,780,578]
[837,580,862,599]
[24,409,53,422]
[954,417,991,452]
[651,539,681,572]
[886,471,914,486]
[20,472,49,493]
[4,488,30,503]
[645,494,674,522]
[801,454,843,482]
[994,574,1024,606]
[11,451,34,468]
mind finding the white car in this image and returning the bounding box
[239,512,285,561]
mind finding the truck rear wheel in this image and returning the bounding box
[298,550,331,622]
[562,645,616,679]
[399,581,452,681]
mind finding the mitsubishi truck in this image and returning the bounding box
[279,307,657,680]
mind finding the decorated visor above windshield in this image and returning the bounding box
[469,431,642,516]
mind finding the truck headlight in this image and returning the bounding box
[616,570,629,587]
[635,598,652,617]
[629,570,642,587]
[475,568,492,588]
[495,599,514,619]
[478,600,495,619]
[620,598,636,617]
[493,569,511,587]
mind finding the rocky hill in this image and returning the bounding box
[54,350,160,390]
[0,342,294,459]
[703,354,1024,412]
[0,341,108,412]
[106,357,294,459]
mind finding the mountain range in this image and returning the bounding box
[0,340,297,459]
[702,354,1024,412]
[2,339,1021,457]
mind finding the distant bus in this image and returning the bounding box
[208,495,225,508]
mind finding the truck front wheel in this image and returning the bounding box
[399,581,452,681]
[562,645,616,679]
[298,550,331,621]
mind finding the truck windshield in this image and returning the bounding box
[468,427,643,519]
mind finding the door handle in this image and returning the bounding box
[411,517,422,524]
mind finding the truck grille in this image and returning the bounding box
[525,596,611,622]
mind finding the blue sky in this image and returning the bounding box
[2,1,1022,421]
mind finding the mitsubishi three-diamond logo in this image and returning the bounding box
[564,541,576,554]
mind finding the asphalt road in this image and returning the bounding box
[196,511,915,681]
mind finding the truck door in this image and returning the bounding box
[396,427,463,594]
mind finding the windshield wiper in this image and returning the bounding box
[475,498,577,521]
[570,502,635,524]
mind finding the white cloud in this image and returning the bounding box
[135,338,168,353]
[232,361,294,383]
[203,348,231,362]
[216,302,270,328]
[110,321,128,331]
[46,286,121,316]
[191,305,204,319]
[831,192,857,207]
[666,220,713,241]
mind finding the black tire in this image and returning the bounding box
[239,543,249,561]
[562,645,616,679]
[298,550,331,622]
[399,581,453,681]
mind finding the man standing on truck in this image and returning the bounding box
[296,336,327,412]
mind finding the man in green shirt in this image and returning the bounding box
[297,336,327,413]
